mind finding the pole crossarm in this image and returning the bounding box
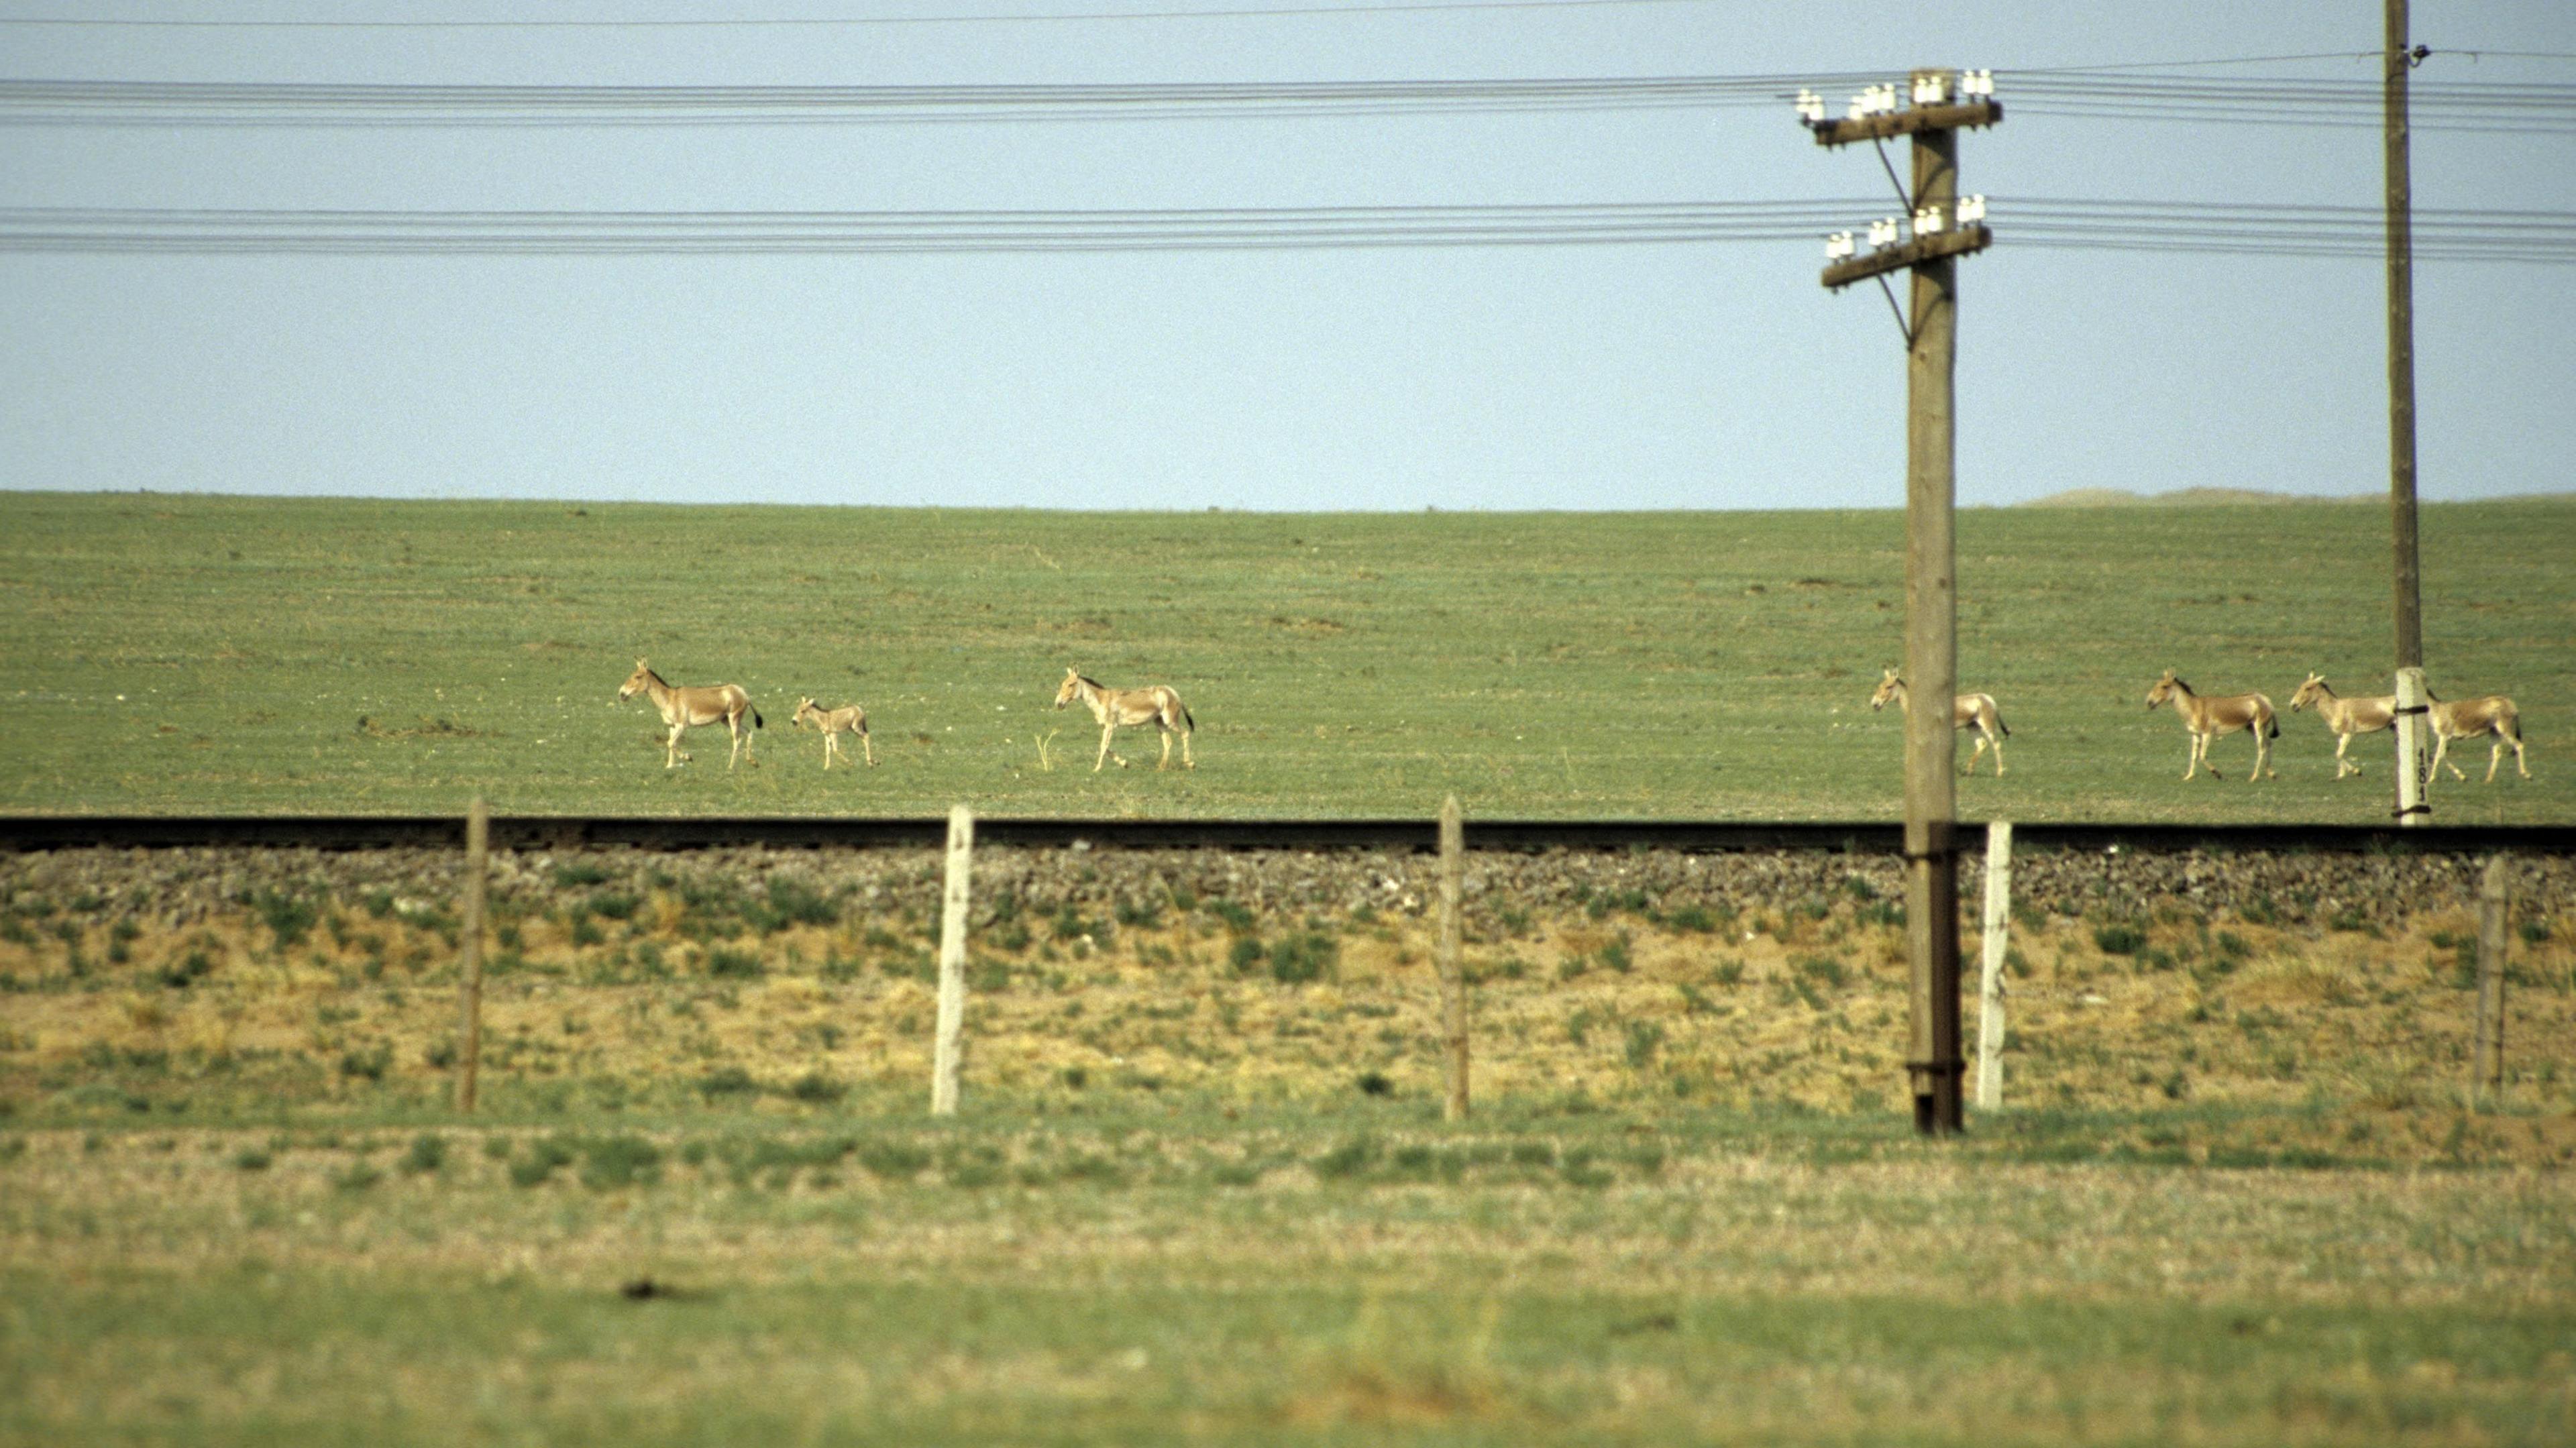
[1809,100,2002,148]
[1823,225,1992,289]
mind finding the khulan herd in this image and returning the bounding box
[618,658,2526,787]
[616,661,1194,775]
[1871,665,2526,785]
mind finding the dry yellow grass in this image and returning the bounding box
[4,871,2571,1166]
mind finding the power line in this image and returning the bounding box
[2002,52,2385,73]
[3,72,2570,130]
[2000,72,2576,131]
[0,0,1727,29]
[0,74,1883,127]
[1998,48,2576,73]
[0,200,1860,253]
[2,199,2566,260]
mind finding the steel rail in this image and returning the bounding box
[2,816,2569,856]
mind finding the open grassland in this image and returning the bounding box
[1,491,2568,821]
[5,1113,2574,1446]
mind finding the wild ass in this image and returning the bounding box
[2430,691,2530,783]
[1054,668,1195,772]
[2286,673,2394,779]
[617,659,761,770]
[791,697,876,769]
[1868,668,2010,776]
[2145,669,2277,781]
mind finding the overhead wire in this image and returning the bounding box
[0,73,1860,127]
[0,0,1734,30]
[0,62,2563,258]
[3,72,2572,129]
[1,199,2566,260]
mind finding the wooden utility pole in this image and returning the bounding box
[1436,795,1469,1121]
[930,803,973,1117]
[2386,0,2433,826]
[454,795,488,1115]
[1808,69,2000,1136]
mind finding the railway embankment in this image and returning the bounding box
[3,840,2569,1148]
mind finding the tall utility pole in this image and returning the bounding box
[1804,70,2001,1136]
[2385,1,2434,826]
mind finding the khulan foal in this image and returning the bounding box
[791,697,876,769]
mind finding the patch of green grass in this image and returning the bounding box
[1266,932,1338,985]
[398,1133,446,1176]
[154,949,217,991]
[749,877,837,932]
[1311,1133,1380,1180]
[508,1137,577,1188]
[855,1140,933,1181]
[2093,922,2149,956]
[785,1071,847,1105]
[576,1134,662,1190]
[1622,1020,1665,1070]
[1790,954,1849,991]
[252,891,319,948]
[336,1044,392,1082]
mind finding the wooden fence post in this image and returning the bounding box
[455,795,487,1115]
[1974,820,2011,1111]
[931,803,974,1117]
[2471,854,2510,1104]
[1437,795,1468,1121]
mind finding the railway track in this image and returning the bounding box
[4,815,2571,854]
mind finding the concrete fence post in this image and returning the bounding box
[931,804,974,1117]
[1974,820,2012,1111]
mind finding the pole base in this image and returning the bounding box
[1909,1060,1965,1137]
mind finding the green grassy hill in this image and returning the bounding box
[1,492,2565,821]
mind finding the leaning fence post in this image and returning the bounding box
[1437,795,1469,1121]
[1974,820,2012,1111]
[455,795,488,1115]
[2471,854,2510,1105]
[931,803,974,1117]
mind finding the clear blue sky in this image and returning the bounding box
[1,1,2569,510]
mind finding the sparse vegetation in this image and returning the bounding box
[2093,921,2149,956]
[1265,932,1337,985]
[398,1132,446,1175]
